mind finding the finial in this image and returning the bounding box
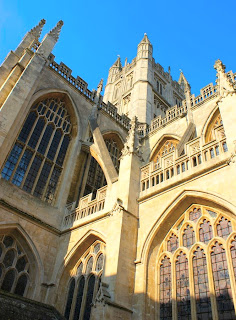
[49,20,64,41]
[144,33,147,36]
[29,19,46,39]
[179,69,183,73]
[117,54,120,58]
[97,78,103,95]
[214,59,226,73]
[168,66,171,74]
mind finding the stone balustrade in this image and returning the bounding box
[63,186,107,226]
[140,133,228,195]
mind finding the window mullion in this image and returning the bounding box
[206,248,219,320]
[34,118,48,153]
[31,154,45,195]
[41,162,54,201]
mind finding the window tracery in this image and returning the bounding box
[64,241,105,320]
[0,234,30,297]
[152,139,179,164]
[1,97,72,204]
[156,205,236,320]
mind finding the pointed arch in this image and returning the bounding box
[0,222,43,299]
[55,230,106,317]
[28,88,81,138]
[202,106,223,143]
[149,134,180,162]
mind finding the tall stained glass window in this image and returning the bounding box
[1,97,72,203]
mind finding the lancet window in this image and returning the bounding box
[157,205,236,320]
[0,234,30,297]
[1,97,72,204]
[64,241,105,320]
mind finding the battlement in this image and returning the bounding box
[45,54,131,131]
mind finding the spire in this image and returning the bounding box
[137,33,153,60]
[140,33,151,45]
[112,56,122,70]
[178,70,191,93]
[49,20,64,41]
[29,19,46,39]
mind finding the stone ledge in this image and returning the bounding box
[0,290,65,320]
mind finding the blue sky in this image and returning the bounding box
[0,0,235,96]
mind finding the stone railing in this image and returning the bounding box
[99,101,131,130]
[190,83,218,107]
[140,134,228,193]
[30,40,41,53]
[47,55,131,131]
[63,186,107,226]
[138,104,188,137]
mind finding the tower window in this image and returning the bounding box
[1,97,72,204]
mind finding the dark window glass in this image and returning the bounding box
[96,254,104,272]
[1,143,23,180]
[28,118,45,149]
[83,275,95,320]
[23,156,42,193]
[14,274,28,296]
[73,277,85,320]
[56,135,70,166]
[16,256,27,272]
[217,217,232,239]
[182,225,195,248]
[176,251,191,320]
[167,233,178,253]
[47,129,62,161]
[64,278,75,320]
[230,236,236,279]
[1,269,15,292]
[211,242,235,319]
[193,247,212,319]
[1,98,71,203]
[33,161,52,198]
[12,149,33,186]
[3,236,14,248]
[38,124,54,155]
[199,220,213,244]
[0,246,2,258]
[44,167,61,203]
[160,256,172,320]
[3,249,15,267]
[189,207,201,222]
[18,112,37,143]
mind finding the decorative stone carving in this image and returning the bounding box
[29,19,46,39]
[120,117,143,160]
[108,198,124,216]
[93,282,111,307]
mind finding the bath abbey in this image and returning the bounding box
[0,19,236,320]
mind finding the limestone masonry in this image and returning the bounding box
[0,19,236,320]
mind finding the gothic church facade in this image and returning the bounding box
[0,19,236,320]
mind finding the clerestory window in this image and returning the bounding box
[1,97,72,204]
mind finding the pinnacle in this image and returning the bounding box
[49,20,64,41]
[140,33,151,44]
[29,19,46,39]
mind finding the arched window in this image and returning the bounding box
[156,205,236,319]
[64,241,105,320]
[0,234,30,297]
[1,97,72,204]
[151,138,179,165]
